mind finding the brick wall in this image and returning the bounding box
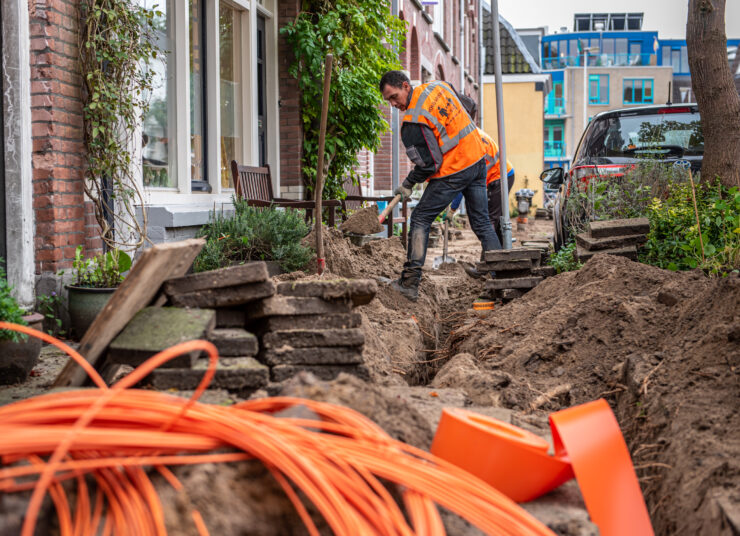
[29,0,93,274]
[277,0,304,200]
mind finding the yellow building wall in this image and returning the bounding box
[482,82,545,211]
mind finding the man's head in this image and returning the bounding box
[379,71,412,111]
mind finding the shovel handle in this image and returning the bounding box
[379,194,402,224]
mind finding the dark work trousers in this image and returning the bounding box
[400,158,501,287]
[487,172,516,247]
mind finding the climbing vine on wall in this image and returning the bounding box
[79,0,162,250]
[281,0,406,200]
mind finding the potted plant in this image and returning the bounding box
[0,261,43,384]
[65,246,132,339]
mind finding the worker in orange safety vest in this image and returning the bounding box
[380,70,501,302]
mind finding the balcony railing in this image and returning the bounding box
[543,52,655,70]
[544,140,566,158]
[545,96,566,116]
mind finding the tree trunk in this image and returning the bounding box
[687,0,740,188]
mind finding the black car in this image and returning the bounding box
[540,103,703,250]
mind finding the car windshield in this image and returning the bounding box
[580,112,704,158]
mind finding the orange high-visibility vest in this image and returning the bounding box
[402,81,485,179]
[479,128,513,186]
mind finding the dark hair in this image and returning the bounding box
[379,70,410,92]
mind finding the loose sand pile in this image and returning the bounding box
[438,254,739,535]
[339,205,384,235]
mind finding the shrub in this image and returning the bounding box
[194,200,313,273]
[66,246,132,288]
[641,181,740,274]
[0,261,28,342]
[548,241,583,274]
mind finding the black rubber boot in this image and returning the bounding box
[390,278,419,302]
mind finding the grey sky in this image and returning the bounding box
[494,0,740,40]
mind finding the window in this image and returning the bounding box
[623,79,653,104]
[588,74,609,105]
[432,0,445,40]
[662,45,689,73]
[138,0,276,200]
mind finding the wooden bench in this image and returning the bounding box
[341,177,408,246]
[231,161,341,227]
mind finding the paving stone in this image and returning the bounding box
[244,296,353,320]
[251,313,362,333]
[276,279,377,306]
[168,280,276,308]
[215,307,246,328]
[260,346,364,366]
[588,217,649,238]
[476,259,532,272]
[262,328,364,349]
[270,364,370,383]
[483,248,542,264]
[531,265,557,278]
[576,245,638,263]
[209,328,258,357]
[485,276,543,290]
[163,262,269,295]
[576,232,648,251]
[108,307,216,368]
[145,357,268,390]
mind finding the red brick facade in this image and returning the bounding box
[28,0,94,274]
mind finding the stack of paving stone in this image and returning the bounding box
[575,217,649,264]
[477,248,547,302]
[245,279,377,382]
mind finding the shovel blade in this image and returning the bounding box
[433,255,457,269]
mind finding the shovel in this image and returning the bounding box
[433,217,456,269]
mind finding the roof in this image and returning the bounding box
[482,9,541,75]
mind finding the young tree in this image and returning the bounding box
[687,0,740,187]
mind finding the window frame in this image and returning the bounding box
[623,78,654,105]
[588,74,609,105]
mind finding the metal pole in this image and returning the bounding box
[582,48,588,134]
[460,0,464,91]
[391,0,399,216]
[490,0,511,249]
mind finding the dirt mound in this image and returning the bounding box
[442,253,740,534]
[339,205,383,235]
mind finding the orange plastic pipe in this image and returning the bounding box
[430,408,573,502]
[549,399,653,536]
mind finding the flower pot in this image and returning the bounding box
[66,285,117,339]
[0,312,43,385]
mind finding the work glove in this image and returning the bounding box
[442,209,456,223]
[393,182,413,201]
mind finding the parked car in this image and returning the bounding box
[540,103,703,250]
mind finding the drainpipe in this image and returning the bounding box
[460,0,464,92]
[490,0,511,249]
[479,2,484,126]
[391,0,399,209]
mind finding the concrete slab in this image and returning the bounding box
[531,266,557,278]
[209,328,258,357]
[262,328,364,349]
[276,279,377,306]
[251,313,362,333]
[260,346,364,366]
[145,357,268,390]
[163,262,269,295]
[576,245,638,263]
[576,232,647,251]
[215,307,246,328]
[108,307,216,368]
[244,296,353,320]
[168,280,276,308]
[485,276,543,290]
[476,259,532,272]
[270,364,370,382]
[588,218,649,238]
[484,248,542,265]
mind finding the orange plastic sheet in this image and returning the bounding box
[431,399,654,536]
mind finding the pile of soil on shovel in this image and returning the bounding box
[438,253,739,535]
[339,205,383,235]
[301,228,483,385]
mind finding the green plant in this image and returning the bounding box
[66,246,133,288]
[38,292,65,338]
[548,241,583,274]
[641,181,740,273]
[194,200,313,273]
[79,0,163,249]
[281,0,405,200]
[0,261,28,342]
